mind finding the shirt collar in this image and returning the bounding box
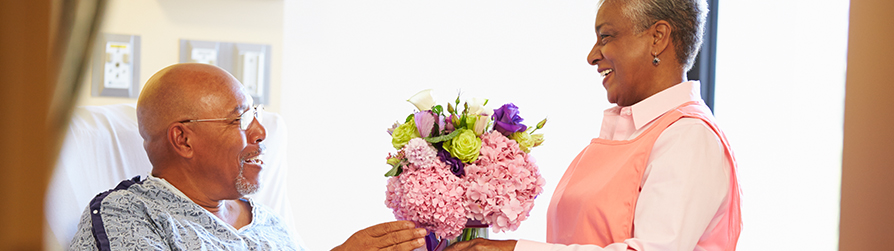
[149,174,255,203]
[628,81,703,130]
[148,175,194,201]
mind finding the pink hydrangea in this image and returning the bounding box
[385,132,545,238]
[463,132,545,233]
[403,138,438,170]
[385,160,468,239]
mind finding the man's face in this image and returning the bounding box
[191,83,266,198]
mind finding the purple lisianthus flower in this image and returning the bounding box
[438,149,465,177]
[492,103,527,137]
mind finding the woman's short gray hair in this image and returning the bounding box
[600,0,708,71]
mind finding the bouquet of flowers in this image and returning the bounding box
[384,89,547,250]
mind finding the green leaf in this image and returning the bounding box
[405,114,415,123]
[432,105,443,116]
[425,129,461,143]
[384,165,403,177]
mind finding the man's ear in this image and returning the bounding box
[168,123,194,158]
[650,20,672,56]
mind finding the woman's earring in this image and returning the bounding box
[652,56,660,66]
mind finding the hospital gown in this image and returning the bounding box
[69,176,304,250]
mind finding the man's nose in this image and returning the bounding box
[247,117,266,144]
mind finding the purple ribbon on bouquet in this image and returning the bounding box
[425,219,488,251]
[424,233,441,251]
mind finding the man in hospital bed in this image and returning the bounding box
[67,63,426,250]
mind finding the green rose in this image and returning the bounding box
[392,119,421,149]
[444,128,482,163]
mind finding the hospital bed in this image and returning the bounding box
[44,103,297,249]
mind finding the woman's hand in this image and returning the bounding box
[443,238,517,251]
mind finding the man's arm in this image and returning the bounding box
[69,206,101,250]
[69,191,172,251]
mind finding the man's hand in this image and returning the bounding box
[443,239,517,251]
[332,221,427,251]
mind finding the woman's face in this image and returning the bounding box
[588,2,655,106]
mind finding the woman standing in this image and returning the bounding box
[446,0,741,250]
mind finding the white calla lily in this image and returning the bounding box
[472,114,491,136]
[467,97,492,116]
[407,89,437,111]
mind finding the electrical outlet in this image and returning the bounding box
[92,33,140,98]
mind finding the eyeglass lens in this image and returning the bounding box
[240,106,263,130]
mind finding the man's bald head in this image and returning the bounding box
[137,63,249,165]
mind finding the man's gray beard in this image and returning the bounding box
[235,165,260,195]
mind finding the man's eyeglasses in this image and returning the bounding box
[179,105,264,130]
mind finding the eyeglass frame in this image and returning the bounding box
[178,104,264,130]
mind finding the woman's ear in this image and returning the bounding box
[650,20,672,56]
[168,123,194,158]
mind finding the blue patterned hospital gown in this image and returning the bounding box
[69,176,305,250]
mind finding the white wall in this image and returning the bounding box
[282,0,605,250]
[714,0,849,250]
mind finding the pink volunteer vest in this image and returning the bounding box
[546,101,741,250]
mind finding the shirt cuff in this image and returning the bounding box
[514,239,637,251]
[515,239,558,251]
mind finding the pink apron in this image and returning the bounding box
[546,101,741,250]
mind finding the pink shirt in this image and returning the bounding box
[516,82,740,251]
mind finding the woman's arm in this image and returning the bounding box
[629,118,730,250]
